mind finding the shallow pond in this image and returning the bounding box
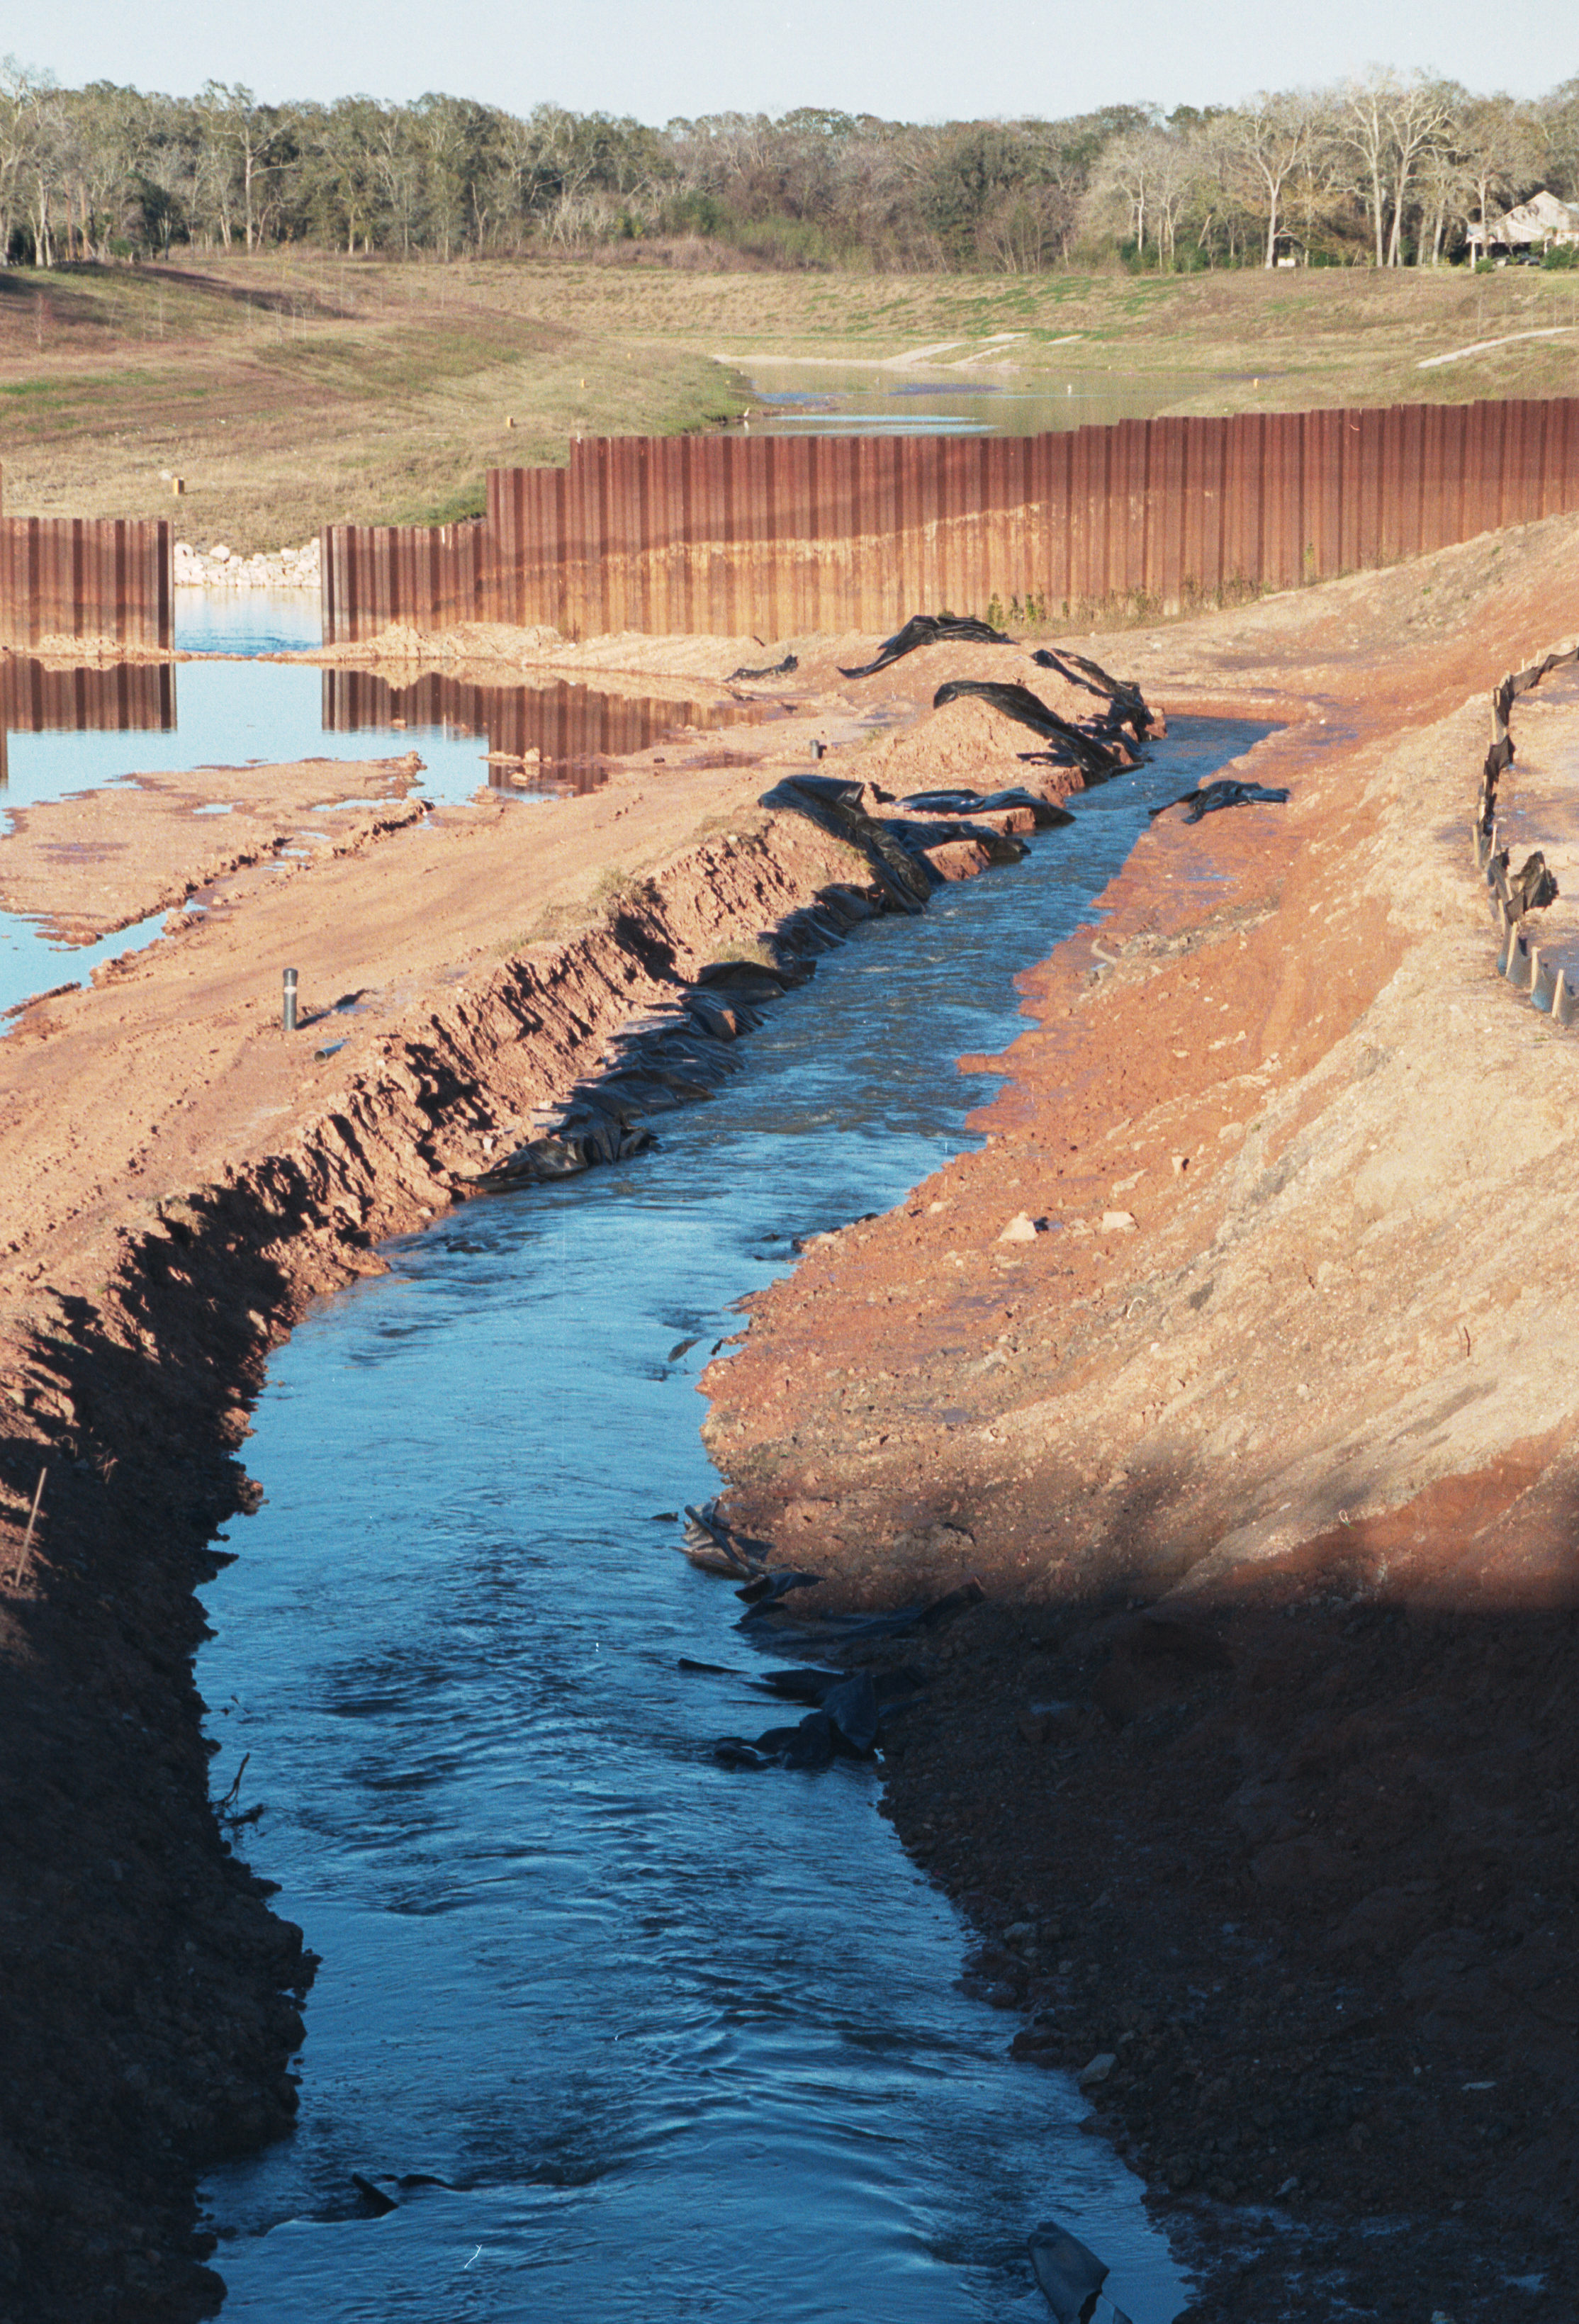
[0,635,765,1020]
[198,717,1271,2322]
[742,366,1212,439]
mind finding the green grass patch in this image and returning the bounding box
[399,478,487,525]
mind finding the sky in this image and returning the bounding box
[13,0,1570,120]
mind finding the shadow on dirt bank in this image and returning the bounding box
[0,1181,327,2321]
[846,1492,1579,2322]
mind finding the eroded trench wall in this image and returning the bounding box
[320,395,1579,641]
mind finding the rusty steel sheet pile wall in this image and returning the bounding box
[0,518,173,651]
[320,397,1579,644]
[319,522,488,646]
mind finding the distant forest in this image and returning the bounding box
[2,63,1578,274]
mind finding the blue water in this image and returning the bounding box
[198,718,1270,2323]
[0,610,752,1021]
[0,898,174,1024]
[0,661,503,817]
[175,590,322,656]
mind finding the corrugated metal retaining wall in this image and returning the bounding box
[0,517,173,650]
[321,396,1579,644]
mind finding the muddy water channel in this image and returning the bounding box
[198,721,1266,2321]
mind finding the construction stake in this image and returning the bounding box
[9,1468,45,1589]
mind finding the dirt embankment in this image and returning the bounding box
[702,518,1579,2320]
[0,630,1141,2318]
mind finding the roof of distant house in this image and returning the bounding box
[1470,189,1579,248]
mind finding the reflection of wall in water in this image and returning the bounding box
[0,658,177,785]
[320,670,757,791]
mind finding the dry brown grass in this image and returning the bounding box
[0,255,742,550]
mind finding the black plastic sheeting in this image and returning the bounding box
[1147,778,1291,824]
[674,1503,983,1773]
[1500,847,1559,916]
[1476,640,1579,849]
[1030,646,1158,742]
[930,679,1130,780]
[838,610,1013,679]
[1476,642,1579,1023]
[896,785,1075,830]
[1028,2217,1133,2323]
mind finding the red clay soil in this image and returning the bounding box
[703,519,1579,2320]
[1,521,1576,2321]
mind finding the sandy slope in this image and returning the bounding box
[708,519,1579,1596]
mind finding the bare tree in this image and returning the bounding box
[1455,91,1539,256]
[1,59,66,265]
[1534,75,1579,201]
[195,84,274,252]
[1339,69,1455,266]
[1339,72,1396,265]
[1386,75,1454,264]
[1229,91,1315,266]
[1086,125,1193,269]
[0,60,33,256]
[1189,111,1257,264]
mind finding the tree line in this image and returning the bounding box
[1,60,1575,274]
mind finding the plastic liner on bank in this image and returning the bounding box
[836,610,1014,678]
[1473,638,1579,1021]
[1147,777,1290,824]
[930,679,1138,780]
[463,623,1179,1199]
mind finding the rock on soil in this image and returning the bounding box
[174,539,320,592]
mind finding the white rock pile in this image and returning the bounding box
[173,539,321,592]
